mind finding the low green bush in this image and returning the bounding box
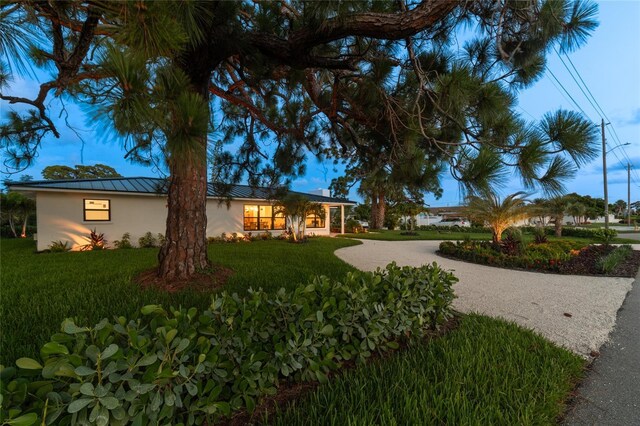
[419,225,491,233]
[48,240,71,253]
[1,263,457,425]
[113,233,133,249]
[520,226,618,239]
[137,232,158,248]
[593,228,617,245]
[596,245,633,273]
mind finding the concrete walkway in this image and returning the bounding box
[564,270,639,425]
[335,240,635,358]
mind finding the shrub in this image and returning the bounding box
[2,263,457,425]
[593,228,617,246]
[48,240,71,253]
[113,233,133,249]
[260,231,273,240]
[500,228,525,256]
[81,229,106,251]
[596,245,633,273]
[138,232,158,248]
[345,219,363,233]
[533,227,548,244]
[418,225,491,233]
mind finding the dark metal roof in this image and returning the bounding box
[8,177,355,204]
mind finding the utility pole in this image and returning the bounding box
[628,162,632,227]
[602,119,609,230]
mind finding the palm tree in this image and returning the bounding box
[543,196,570,237]
[566,202,587,225]
[274,194,325,242]
[465,191,530,243]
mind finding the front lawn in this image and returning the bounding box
[271,314,585,425]
[0,237,360,364]
[1,237,586,425]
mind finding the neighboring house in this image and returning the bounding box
[8,177,355,251]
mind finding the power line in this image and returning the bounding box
[545,67,593,119]
[555,48,639,182]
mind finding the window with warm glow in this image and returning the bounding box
[306,212,325,228]
[84,199,110,221]
[244,205,285,231]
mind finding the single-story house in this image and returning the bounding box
[8,177,355,251]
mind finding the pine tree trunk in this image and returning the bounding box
[157,70,210,280]
[157,157,210,280]
[369,191,386,230]
[378,193,386,229]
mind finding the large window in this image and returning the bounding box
[305,212,325,228]
[244,205,285,231]
[84,199,110,221]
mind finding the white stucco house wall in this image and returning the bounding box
[9,177,355,251]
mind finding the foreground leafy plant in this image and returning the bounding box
[596,245,633,273]
[1,263,457,425]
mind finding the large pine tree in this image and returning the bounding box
[1,0,599,279]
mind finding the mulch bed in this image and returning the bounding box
[135,264,234,293]
[221,315,461,426]
[559,245,640,278]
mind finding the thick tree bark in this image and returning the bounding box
[157,157,210,280]
[157,63,211,280]
[369,191,386,229]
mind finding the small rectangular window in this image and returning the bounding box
[84,199,110,221]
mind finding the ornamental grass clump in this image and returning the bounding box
[596,245,633,273]
[1,263,457,426]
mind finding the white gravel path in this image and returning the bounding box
[335,240,637,358]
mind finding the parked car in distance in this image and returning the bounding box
[433,218,471,228]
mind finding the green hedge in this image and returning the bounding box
[418,225,492,233]
[519,226,618,239]
[1,263,457,426]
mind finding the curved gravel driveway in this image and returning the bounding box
[335,239,636,357]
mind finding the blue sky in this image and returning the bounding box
[2,1,639,207]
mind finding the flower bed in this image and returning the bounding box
[439,240,640,277]
[1,263,457,426]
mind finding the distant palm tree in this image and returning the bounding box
[274,194,325,242]
[566,202,587,225]
[543,196,570,237]
[465,191,530,243]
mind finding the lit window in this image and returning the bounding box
[244,205,285,231]
[84,199,110,221]
[306,212,325,228]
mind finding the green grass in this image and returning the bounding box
[270,314,585,425]
[0,237,360,364]
[338,229,638,244]
[2,238,587,424]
